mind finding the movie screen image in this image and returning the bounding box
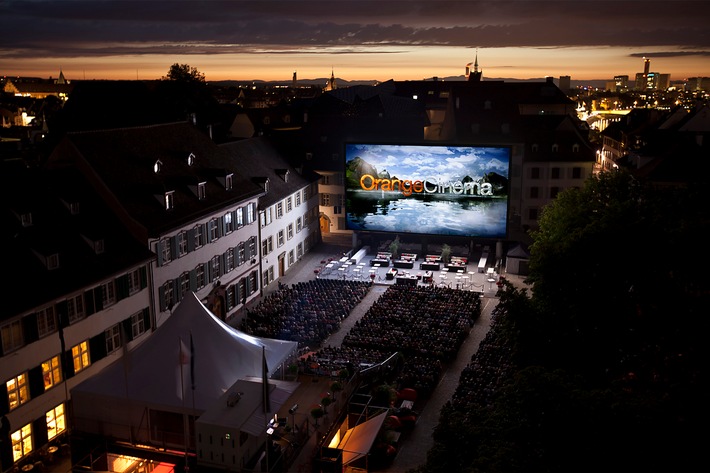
[344,143,510,238]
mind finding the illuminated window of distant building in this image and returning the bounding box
[42,356,62,390]
[37,305,57,338]
[105,325,121,354]
[7,373,29,411]
[46,404,66,440]
[11,423,33,462]
[72,340,90,373]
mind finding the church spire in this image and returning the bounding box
[468,49,482,82]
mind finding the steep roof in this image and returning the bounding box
[1,160,154,319]
[47,122,264,238]
[220,136,321,208]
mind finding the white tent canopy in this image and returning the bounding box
[71,292,298,425]
[337,412,388,466]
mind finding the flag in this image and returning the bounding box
[262,346,271,414]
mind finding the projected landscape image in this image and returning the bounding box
[345,143,511,238]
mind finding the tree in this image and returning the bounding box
[163,63,206,83]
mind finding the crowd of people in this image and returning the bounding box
[240,271,486,403]
[451,308,515,414]
[239,279,372,347]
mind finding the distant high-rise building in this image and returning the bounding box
[613,75,629,93]
[559,75,571,92]
[292,71,297,87]
[688,77,710,91]
[633,58,669,91]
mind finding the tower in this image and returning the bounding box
[468,51,482,82]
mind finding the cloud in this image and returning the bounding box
[2,0,709,60]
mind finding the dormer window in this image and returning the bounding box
[552,144,559,152]
[187,153,195,166]
[197,182,206,200]
[225,173,233,190]
[20,212,33,227]
[154,159,163,174]
[165,191,174,210]
[532,144,539,152]
[61,198,80,215]
[572,143,580,152]
[82,235,105,254]
[276,169,289,182]
[484,100,492,110]
[47,253,59,270]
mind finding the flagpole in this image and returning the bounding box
[179,337,189,471]
[263,346,270,473]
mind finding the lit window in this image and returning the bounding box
[46,404,66,440]
[42,356,62,390]
[196,264,206,289]
[247,203,256,223]
[72,340,91,373]
[197,182,206,200]
[7,373,29,410]
[11,423,32,462]
[225,212,234,234]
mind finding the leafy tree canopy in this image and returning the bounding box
[163,63,206,83]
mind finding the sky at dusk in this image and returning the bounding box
[1,1,709,84]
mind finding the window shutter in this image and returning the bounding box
[171,235,179,260]
[142,308,151,331]
[0,384,9,416]
[121,319,134,342]
[32,416,49,448]
[158,285,166,313]
[140,266,148,289]
[116,273,129,300]
[89,332,107,363]
[22,313,39,344]
[56,300,69,328]
[190,268,197,292]
[156,240,164,266]
[174,278,182,303]
[85,288,96,316]
[93,287,104,312]
[187,228,196,252]
[27,365,44,398]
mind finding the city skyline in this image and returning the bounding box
[1,1,709,83]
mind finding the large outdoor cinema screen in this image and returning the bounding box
[344,143,511,239]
